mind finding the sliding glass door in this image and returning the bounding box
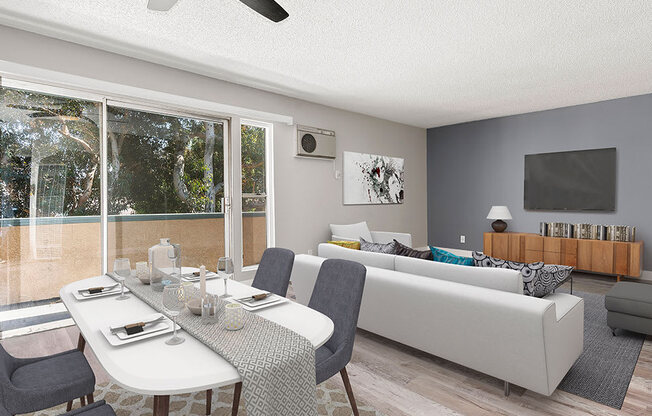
[1,79,274,336]
[105,104,229,272]
[0,85,102,314]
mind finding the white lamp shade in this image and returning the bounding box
[487,206,512,220]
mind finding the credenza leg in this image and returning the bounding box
[504,381,510,397]
[232,382,242,416]
[153,395,170,416]
[205,389,212,415]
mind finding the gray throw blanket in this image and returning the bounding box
[125,279,317,415]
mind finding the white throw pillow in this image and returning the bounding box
[329,221,373,242]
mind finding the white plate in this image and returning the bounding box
[234,294,288,311]
[100,318,174,346]
[72,287,130,301]
[181,272,219,282]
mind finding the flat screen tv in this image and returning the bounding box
[524,148,616,211]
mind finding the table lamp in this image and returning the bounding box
[487,206,512,233]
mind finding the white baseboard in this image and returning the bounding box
[639,270,652,282]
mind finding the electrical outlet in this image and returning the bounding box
[460,235,466,244]
[307,249,314,255]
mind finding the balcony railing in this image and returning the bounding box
[0,213,266,305]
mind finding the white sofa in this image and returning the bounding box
[291,243,584,396]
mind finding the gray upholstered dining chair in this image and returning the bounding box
[251,247,295,297]
[229,258,367,416]
[1,400,115,416]
[205,247,296,415]
[0,344,96,415]
[62,400,116,416]
[310,258,367,416]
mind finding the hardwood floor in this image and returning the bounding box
[2,272,651,415]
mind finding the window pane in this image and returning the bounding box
[0,87,101,309]
[106,106,225,270]
[241,124,267,267]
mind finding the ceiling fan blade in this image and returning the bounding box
[239,0,289,22]
[147,0,179,11]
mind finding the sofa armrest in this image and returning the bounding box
[371,231,412,247]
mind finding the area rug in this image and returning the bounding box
[556,290,645,409]
[26,381,383,416]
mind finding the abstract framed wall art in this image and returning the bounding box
[343,151,404,205]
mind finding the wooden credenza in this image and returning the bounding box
[483,232,644,279]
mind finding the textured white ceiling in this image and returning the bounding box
[0,1,651,128]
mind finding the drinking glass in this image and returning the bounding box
[113,258,131,301]
[217,257,234,298]
[167,243,181,280]
[162,284,185,345]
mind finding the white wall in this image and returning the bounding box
[0,25,428,255]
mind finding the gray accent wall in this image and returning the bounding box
[427,93,652,271]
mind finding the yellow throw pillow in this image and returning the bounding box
[327,240,361,250]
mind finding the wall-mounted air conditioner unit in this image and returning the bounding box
[296,125,336,159]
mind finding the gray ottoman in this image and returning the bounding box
[605,282,652,336]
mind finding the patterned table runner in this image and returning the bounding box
[125,279,317,416]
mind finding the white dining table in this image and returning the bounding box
[60,272,334,416]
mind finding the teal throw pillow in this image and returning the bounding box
[429,246,474,266]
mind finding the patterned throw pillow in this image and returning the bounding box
[327,240,361,250]
[472,251,545,296]
[429,247,474,266]
[359,237,396,254]
[534,264,574,297]
[394,240,433,260]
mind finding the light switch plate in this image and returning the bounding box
[460,235,466,244]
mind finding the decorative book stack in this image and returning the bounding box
[539,222,636,242]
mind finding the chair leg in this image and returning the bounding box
[231,382,242,416]
[66,401,73,411]
[80,396,86,407]
[340,367,359,416]
[87,393,94,404]
[206,389,212,415]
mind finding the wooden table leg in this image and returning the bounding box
[205,389,212,415]
[232,383,242,416]
[153,395,170,416]
[77,333,86,352]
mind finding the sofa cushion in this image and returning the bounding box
[430,246,474,266]
[329,222,373,242]
[360,237,397,254]
[328,240,360,250]
[394,255,522,293]
[605,282,652,319]
[394,240,433,260]
[318,243,395,270]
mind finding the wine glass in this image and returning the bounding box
[113,258,131,301]
[167,243,181,280]
[162,284,185,345]
[217,257,234,298]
